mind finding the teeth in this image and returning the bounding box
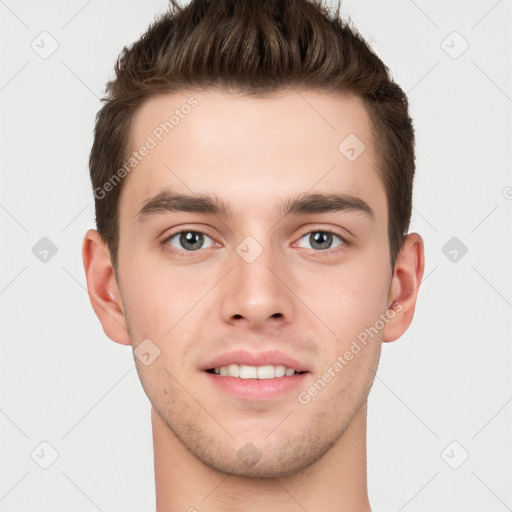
[228,363,238,377]
[274,365,286,378]
[212,364,301,379]
[240,365,257,378]
[258,365,277,379]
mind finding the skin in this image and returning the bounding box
[82,89,425,512]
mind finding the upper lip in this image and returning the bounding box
[201,350,310,372]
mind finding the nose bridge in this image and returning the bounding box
[235,233,283,299]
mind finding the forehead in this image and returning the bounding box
[120,88,386,224]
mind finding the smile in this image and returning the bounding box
[206,364,306,379]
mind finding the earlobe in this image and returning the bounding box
[382,232,425,343]
[82,229,131,346]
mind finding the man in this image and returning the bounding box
[82,0,424,510]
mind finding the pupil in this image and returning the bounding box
[311,232,331,250]
[181,231,203,250]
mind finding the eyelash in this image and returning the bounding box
[161,228,350,258]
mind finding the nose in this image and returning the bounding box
[219,241,295,330]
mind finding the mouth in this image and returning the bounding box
[205,364,307,379]
[200,350,311,400]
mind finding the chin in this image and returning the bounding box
[199,450,317,479]
[178,424,341,479]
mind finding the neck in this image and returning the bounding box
[152,402,372,512]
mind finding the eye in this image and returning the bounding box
[164,230,215,252]
[295,230,347,252]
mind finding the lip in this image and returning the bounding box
[203,371,309,401]
[200,350,309,372]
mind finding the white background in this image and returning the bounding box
[0,0,511,510]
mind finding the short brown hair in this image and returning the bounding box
[89,0,415,273]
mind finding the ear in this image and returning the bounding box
[382,232,425,342]
[82,229,131,346]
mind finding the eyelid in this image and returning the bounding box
[295,225,352,244]
[160,224,217,242]
[164,230,215,246]
[160,226,350,242]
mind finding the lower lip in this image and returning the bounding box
[203,371,309,401]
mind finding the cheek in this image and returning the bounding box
[118,253,217,375]
[302,258,389,339]
[118,250,189,334]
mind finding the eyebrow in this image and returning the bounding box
[136,190,375,222]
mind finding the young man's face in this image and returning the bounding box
[84,89,423,478]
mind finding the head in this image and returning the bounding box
[83,0,424,478]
